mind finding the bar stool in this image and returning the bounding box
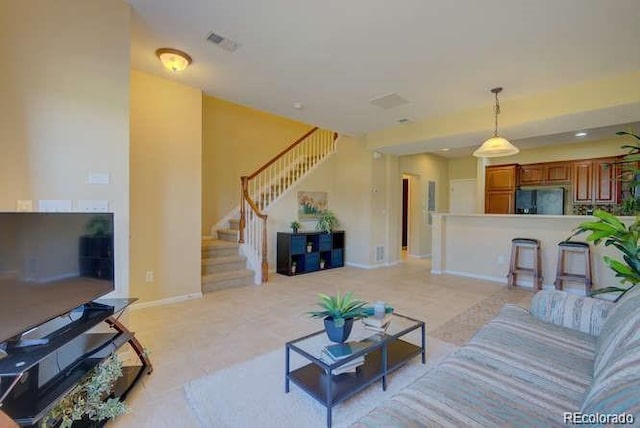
[554,241,592,293]
[507,238,542,290]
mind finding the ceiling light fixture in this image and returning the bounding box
[575,132,588,137]
[473,87,519,158]
[155,48,192,72]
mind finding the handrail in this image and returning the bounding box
[239,128,338,284]
[247,127,318,179]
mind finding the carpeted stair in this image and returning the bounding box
[201,219,253,292]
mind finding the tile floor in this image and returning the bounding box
[112,258,526,427]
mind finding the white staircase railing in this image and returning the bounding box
[240,127,338,283]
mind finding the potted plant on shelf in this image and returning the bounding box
[320,258,326,269]
[316,210,339,234]
[306,241,313,253]
[41,355,128,428]
[308,291,368,343]
[291,261,297,275]
[569,209,640,301]
[290,220,301,234]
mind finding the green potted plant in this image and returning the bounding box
[320,258,326,269]
[290,220,301,234]
[41,355,128,428]
[569,209,640,300]
[306,241,313,253]
[291,261,297,275]
[316,210,339,234]
[308,291,368,343]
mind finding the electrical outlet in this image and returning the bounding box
[145,271,154,282]
[16,200,33,212]
[497,255,505,265]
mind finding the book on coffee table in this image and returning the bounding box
[362,313,392,328]
[324,341,367,360]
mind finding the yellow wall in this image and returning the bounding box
[448,157,478,180]
[130,71,202,302]
[202,96,313,233]
[0,0,131,296]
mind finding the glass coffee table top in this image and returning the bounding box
[288,313,423,368]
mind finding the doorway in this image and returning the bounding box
[402,177,409,251]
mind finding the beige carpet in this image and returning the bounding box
[430,286,534,346]
[184,336,458,428]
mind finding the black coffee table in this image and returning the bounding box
[285,313,425,428]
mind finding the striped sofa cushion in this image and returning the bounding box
[352,305,597,427]
[582,344,640,418]
[594,288,640,378]
[529,290,614,336]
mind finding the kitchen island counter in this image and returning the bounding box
[431,213,634,295]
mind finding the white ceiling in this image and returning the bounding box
[128,0,640,145]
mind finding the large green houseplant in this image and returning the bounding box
[308,291,367,343]
[570,210,640,300]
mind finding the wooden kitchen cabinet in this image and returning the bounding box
[486,165,517,191]
[594,158,618,203]
[572,157,619,204]
[485,191,515,214]
[544,162,571,184]
[485,165,517,213]
[518,162,571,186]
[518,164,545,185]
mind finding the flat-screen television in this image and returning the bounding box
[0,212,115,345]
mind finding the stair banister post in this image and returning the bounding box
[239,176,248,244]
[261,216,268,283]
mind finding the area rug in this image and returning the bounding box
[183,336,458,428]
[430,286,534,346]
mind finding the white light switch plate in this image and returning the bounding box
[38,200,72,212]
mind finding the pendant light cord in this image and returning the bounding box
[494,90,500,137]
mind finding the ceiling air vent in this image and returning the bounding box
[206,31,240,52]
[369,93,409,110]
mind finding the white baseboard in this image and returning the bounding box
[346,261,399,269]
[408,253,431,259]
[439,269,588,296]
[129,292,203,310]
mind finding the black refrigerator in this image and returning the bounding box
[515,188,564,215]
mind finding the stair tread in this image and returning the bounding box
[202,269,253,282]
[202,239,238,249]
[218,228,239,234]
[202,255,245,266]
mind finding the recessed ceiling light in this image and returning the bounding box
[440,148,450,152]
[575,132,588,137]
[293,102,304,110]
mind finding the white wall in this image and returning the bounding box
[0,0,131,296]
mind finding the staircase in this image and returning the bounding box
[201,219,253,292]
[202,127,338,292]
[240,127,338,284]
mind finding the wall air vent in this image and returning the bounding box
[375,246,385,263]
[369,93,409,110]
[206,31,240,52]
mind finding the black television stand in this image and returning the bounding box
[5,338,49,350]
[0,298,151,427]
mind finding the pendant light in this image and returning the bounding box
[473,87,519,158]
